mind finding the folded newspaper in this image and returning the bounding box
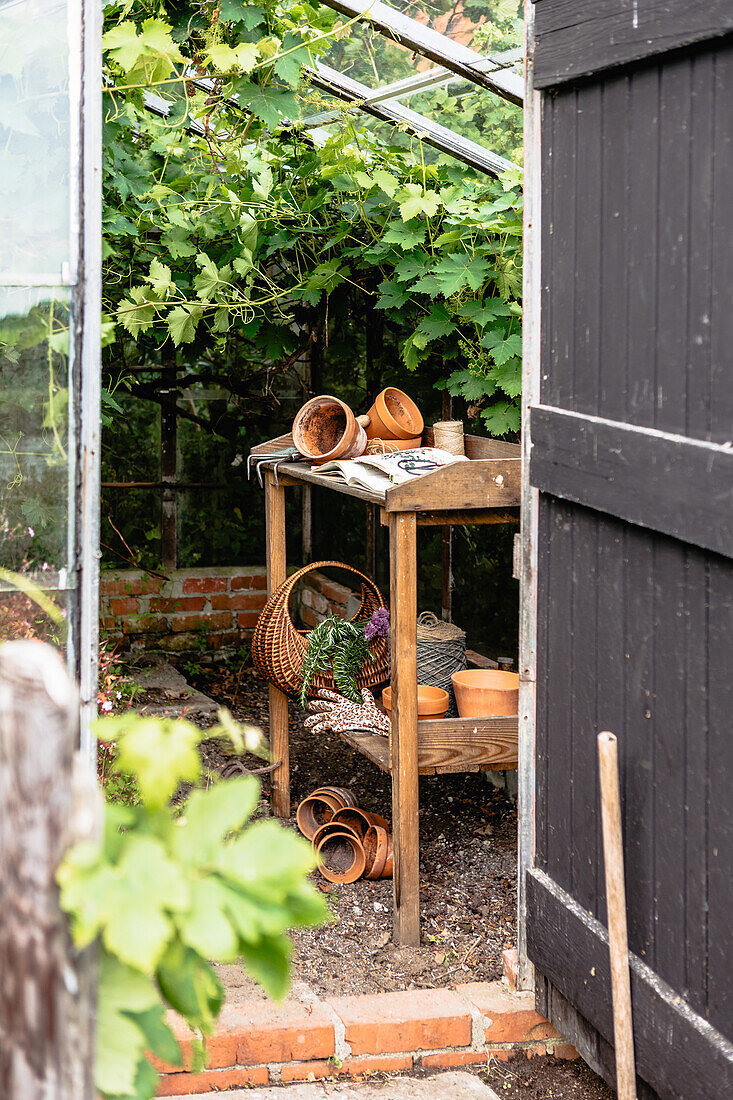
[316,447,468,494]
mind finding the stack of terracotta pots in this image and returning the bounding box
[291,388,424,464]
[296,786,393,884]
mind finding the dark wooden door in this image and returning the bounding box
[525,4,733,1098]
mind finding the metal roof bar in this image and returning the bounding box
[142,90,206,135]
[307,63,515,176]
[317,0,523,105]
[300,47,523,126]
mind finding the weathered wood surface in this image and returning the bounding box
[597,733,636,1100]
[530,405,733,558]
[533,0,733,89]
[389,511,420,946]
[0,641,98,1100]
[527,869,733,1100]
[339,716,518,776]
[530,19,733,1096]
[264,471,290,819]
[384,458,521,513]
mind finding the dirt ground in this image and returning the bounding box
[178,656,518,996]
[131,653,614,1100]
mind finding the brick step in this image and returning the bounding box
[154,981,578,1095]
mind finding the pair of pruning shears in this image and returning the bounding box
[247,447,303,489]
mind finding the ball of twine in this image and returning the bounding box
[416,611,466,716]
[432,419,465,456]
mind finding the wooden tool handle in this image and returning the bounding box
[598,731,637,1100]
[356,414,371,428]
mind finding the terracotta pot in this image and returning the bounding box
[331,806,390,839]
[292,395,367,464]
[296,792,342,840]
[364,388,424,441]
[310,822,363,844]
[381,684,449,721]
[311,786,358,809]
[364,825,393,879]
[451,669,519,718]
[316,830,366,883]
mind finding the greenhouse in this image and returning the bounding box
[2,2,733,1100]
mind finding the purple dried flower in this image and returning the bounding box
[365,607,390,639]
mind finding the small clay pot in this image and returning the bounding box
[364,388,424,441]
[382,684,449,721]
[316,830,366,884]
[311,786,358,809]
[451,669,519,719]
[293,395,367,464]
[363,825,393,879]
[311,820,362,848]
[296,792,342,839]
[331,806,390,839]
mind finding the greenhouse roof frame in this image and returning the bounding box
[143,1,523,177]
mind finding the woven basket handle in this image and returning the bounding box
[281,560,383,624]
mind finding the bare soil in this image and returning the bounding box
[182,657,518,997]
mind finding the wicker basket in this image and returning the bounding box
[252,560,389,698]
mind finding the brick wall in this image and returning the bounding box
[100,567,361,654]
[100,567,268,653]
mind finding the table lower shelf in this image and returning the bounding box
[336,715,518,776]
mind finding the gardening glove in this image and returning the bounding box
[304,688,390,737]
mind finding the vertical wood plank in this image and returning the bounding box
[160,360,177,571]
[301,485,313,564]
[0,641,97,1099]
[710,42,733,444]
[518,0,541,990]
[265,471,290,819]
[389,511,420,946]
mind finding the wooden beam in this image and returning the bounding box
[526,868,733,1100]
[384,458,521,513]
[389,511,420,946]
[517,0,541,994]
[533,0,733,90]
[264,471,290,819]
[0,641,98,1098]
[529,405,733,558]
[317,0,523,104]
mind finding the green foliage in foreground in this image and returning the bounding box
[58,710,329,1100]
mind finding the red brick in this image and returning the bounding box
[280,1060,332,1083]
[109,596,140,615]
[237,610,261,630]
[100,576,163,596]
[170,612,233,632]
[234,1000,335,1065]
[327,989,471,1056]
[182,576,227,594]
[122,616,167,635]
[502,947,519,991]
[313,577,352,605]
[340,1054,413,1077]
[456,982,560,1045]
[524,1044,548,1059]
[155,1065,268,1095]
[231,573,267,591]
[421,1051,488,1069]
[206,631,241,649]
[553,1044,580,1061]
[149,596,206,613]
[211,592,265,612]
[100,617,116,630]
[301,607,318,628]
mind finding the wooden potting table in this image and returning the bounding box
[251,430,521,945]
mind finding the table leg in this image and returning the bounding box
[265,471,290,818]
[389,511,420,946]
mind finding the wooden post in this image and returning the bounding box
[389,511,420,945]
[160,352,177,571]
[301,485,313,564]
[265,471,290,818]
[598,731,637,1100]
[441,393,453,622]
[0,640,98,1099]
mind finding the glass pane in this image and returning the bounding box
[0,0,72,281]
[319,20,421,89]
[0,286,72,585]
[385,0,524,54]
[405,81,523,163]
[0,585,68,646]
